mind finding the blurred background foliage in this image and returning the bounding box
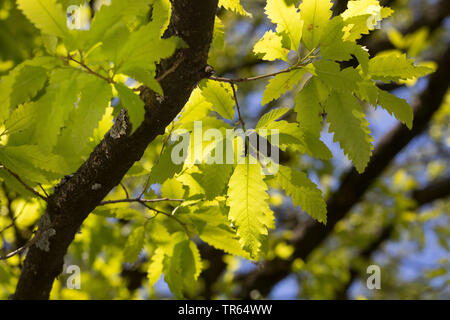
[0,0,449,299]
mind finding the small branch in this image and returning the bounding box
[156,56,185,82]
[67,55,113,84]
[1,165,47,201]
[0,221,55,261]
[38,184,49,198]
[231,83,245,130]
[119,182,130,199]
[208,65,306,84]
[98,197,184,206]
[139,202,189,234]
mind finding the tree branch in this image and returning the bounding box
[12,0,218,300]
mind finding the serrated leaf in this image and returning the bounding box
[226,160,273,258]
[253,30,289,62]
[116,23,179,75]
[199,224,250,258]
[341,0,393,41]
[123,226,145,263]
[200,80,235,121]
[148,247,165,286]
[260,119,332,160]
[17,0,69,38]
[256,107,290,129]
[325,90,373,173]
[164,238,201,298]
[320,16,370,73]
[190,164,234,200]
[261,69,307,105]
[148,142,185,185]
[33,68,81,153]
[294,77,325,137]
[299,0,333,50]
[176,88,212,128]
[115,83,145,132]
[10,65,48,108]
[312,59,361,92]
[56,74,112,158]
[219,0,251,17]
[0,145,70,184]
[85,0,153,47]
[265,0,303,51]
[161,178,185,199]
[377,89,413,129]
[148,0,172,35]
[368,52,434,83]
[277,165,327,223]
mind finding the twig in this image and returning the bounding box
[119,182,130,199]
[38,184,49,198]
[139,202,189,233]
[1,165,47,201]
[67,55,113,84]
[231,83,246,130]
[98,197,184,206]
[208,65,306,84]
[0,221,55,261]
[156,56,185,82]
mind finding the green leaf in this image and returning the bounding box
[33,68,81,153]
[261,69,307,105]
[260,119,332,160]
[256,107,290,129]
[377,89,413,129]
[148,247,165,286]
[0,145,70,184]
[55,74,112,159]
[219,0,251,17]
[4,102,36,139]
[200,80,235,121]
[312,60,361,92]
[226,159,273,258]
[265,0,303,51]
[164,238,201,298]
[299,0,333,50]
[123,226,145,263]
[199,224,250,258]
[176,88,212,128]
[277,165,327,223]
[324,90,373,173]
[320,17,370,73]
[148,0,172,35]
[0,57,60,122]
[191,164,234,200]
[121,66,163,96]
[368,52,434,83]
[294,77,326,137]
[161,178,185,199]
[341,0,393,42]
[253,30,289,62]
[148,142,185,185]
[10,65,48,108]
[115,83,145,132]
[86,0,152,47]
[17,0,69,38]
[116,23,179,75]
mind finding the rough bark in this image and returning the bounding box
[12,0,218,300]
